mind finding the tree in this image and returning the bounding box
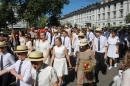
[66,22,71,26]
[74,23,78,27]
[16,0,69,28]
[125,13,130,23]
[0,2,17,28]
[39,15,48,28]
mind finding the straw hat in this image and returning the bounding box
[45,26,48,29]
[95,28,102,32]
[54,30,58,33]
[0,41,8,47]
[78,32,84,37]
[26,51,46,61]
[89,27,93,30]
[64,25,68,28]
[14,45,28,53]
[78,39,88,46]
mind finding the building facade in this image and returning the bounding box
[60,0,130,28]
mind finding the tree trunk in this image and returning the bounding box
[28,21,31,28]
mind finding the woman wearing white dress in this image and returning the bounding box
[50,37,72,86]
[107,30,119,70]
[19,30,26,45]
[33,32,40,51]
[25,35,32,54]
[39,32,50,64]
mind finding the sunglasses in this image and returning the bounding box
[0,47,5,49]
[17,53,24,55]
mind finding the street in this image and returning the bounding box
[66,63,121,86]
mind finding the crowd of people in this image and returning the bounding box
[0,25,130,86]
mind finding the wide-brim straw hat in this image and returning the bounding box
[14,45,28,53]
[65,25,68,28]
[45,26,48,29]
[78,38,88,46]
[54,30,58,33]
[26,51,46,61]
[78,32,84,37]
[95,28,102,32]
[89,27,93,30]
[0,41,8,47]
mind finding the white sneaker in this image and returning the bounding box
[108,66,112,70]
[114,63,117,68]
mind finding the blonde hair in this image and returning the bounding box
[9,30,15,41]
[123,52,130,70]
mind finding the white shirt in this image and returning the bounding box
[61,36,71,55]
[73,39,80,55]
[0,52,15,70]
[31,64,58,86]
[121,69,130,86]
[94,35,108,53]
[51,35,59,48]
[46,32,51,43]
[87,32,94,42]
[7,60,33,86]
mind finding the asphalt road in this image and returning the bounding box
[66,62,121,86]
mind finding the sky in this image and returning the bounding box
[62,0,101,15]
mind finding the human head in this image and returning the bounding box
[19,30,25,36]
[40,32,46,41]
[55,37,62,46]
[26,51,46,70]
[3,35,9,42]
[78,39,90,52]
[0,41,7,53]
[14,45,28,60]
[62,30,68,37]
[95,28,102,37]
[34,32,39,39]
[111,30,117,37]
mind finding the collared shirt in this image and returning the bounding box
[0,52,15,70]
[61,36,71,55]
[94,35,108,53]
[46,32,51,43]
[86,32,94,42]
[31,64,58,86]
[51,35,59,48]
[7,60,33,86]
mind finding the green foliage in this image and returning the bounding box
[74,23,78,27]
[39,15,48,28]
[125,13,130,23]
[16,0,70,27]
[66,22,71,26]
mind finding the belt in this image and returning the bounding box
[55,56,64,59]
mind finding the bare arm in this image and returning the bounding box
[64,47,72,67]
[0,69,8,76]
[50,48,55,66]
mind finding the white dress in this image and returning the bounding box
[26,41,32,50]
[53,45,68,76]
[33,40,40,51]
[39,40,50,64]
[107,36,119,58]
[19,37,26,45]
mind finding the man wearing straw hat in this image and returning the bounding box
[26,51,59,86]
[0,45,33,86]
[94,28,108,82]
[51,30,59,49]
[0,41,15,86]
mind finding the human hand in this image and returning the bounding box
[10,69,17,75]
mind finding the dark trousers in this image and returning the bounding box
[0,72,12,86]
[95,52,107,81]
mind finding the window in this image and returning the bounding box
[98,24,100,27]
[98,8,100,13]
[120,10,123,18]
[113,11,116,18]
[103,23,105,27]
[103,7,105,12]
[108,12,110,19]
[114,4,116,9]
[90,16,91,20]
[120,2,123,8]
[103,13,105,20]
[108,5,110,11]
[113,22,116,26]
[98,14,100,20]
